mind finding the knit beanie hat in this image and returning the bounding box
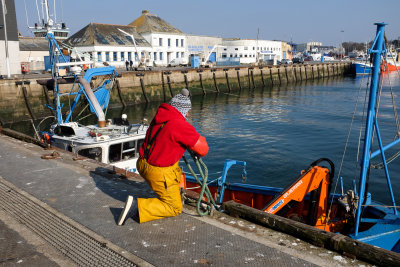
[169,88,191,118]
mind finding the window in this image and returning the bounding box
[109,142,130,163]
[121,52,125,61]
[253,47,255,50]
[97,52,102,62]
[176,39,179,46]
[239,54,242,57]
[96,33,109,44]
[176,52,179,58]
[244,47,248,50]
[125,35,134,44]
[168,38,171,47]
[105,52,110,61]
[78,147,102,161]
[160,52,163,60]
[128,52,131,61]
[181,52,184,57]
[181,39,184,47]
[154,52,157,60]
[159,38,163,46]
[112,35,124,45]
[245,54,248,57]
[113,52,117,61]
[135,52,138,61]
[235,48,238,50]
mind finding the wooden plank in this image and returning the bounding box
[222,200,400,267]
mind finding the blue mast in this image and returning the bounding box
[353,23,398,237]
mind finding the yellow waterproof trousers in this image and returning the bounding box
[136,158,182,223]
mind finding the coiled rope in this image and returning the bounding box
[182,151,219,216]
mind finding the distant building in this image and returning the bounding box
[186,35,223,64]
[129,10,186,66]
[19,37,49,71]
[221,39,282,64]
[296,42,323,53]
[63,23,152,68]
[0,0,20,76]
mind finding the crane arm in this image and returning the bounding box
[263,158,334,226]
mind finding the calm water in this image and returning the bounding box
[10,74,400,204]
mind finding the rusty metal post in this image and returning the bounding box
[224,68,231,92]
[269,67,274,86]
[235,67,242,91]
[164,71,173,97]
[137,73,149,103]
[182,70,189,89]
[249,67,255,89]
[260,67,265,87]
[211,69,219,93]
[115,79,126,108]
[197,69,205,95]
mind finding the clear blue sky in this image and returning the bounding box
[15,0,400,46]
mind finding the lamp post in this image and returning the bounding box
[340,30,344,60]
[1,0,10,78]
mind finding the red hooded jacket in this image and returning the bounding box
[139,103,206,167]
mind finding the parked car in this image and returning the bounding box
[280,59,293,65]
[168,58,188,67]
[292,57,304,64]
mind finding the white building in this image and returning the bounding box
[129,10,186,66]
[221,39,283,65]
[186,35,223,64]
[19,37,49,71]
[0,0,21,77]
[64,23,152,68]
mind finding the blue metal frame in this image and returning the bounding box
[353,23,398,239]
[45,31,117,125]
[215,159,246,204]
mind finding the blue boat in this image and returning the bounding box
[353,61,372,75]
[183,23,400,256]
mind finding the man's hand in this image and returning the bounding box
[189,136,209,157]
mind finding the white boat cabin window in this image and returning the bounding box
[78,147,102,161]
[108,139,145,163]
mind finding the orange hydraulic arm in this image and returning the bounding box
[263,158,334,229]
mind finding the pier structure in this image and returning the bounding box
[0,62,351,124]
[0,132,372,266]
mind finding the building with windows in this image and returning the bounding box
[221,39,283,65]
[128,10,186,66]
[186,35,223,64]
[0,0,20,76]
[63,23,152,68]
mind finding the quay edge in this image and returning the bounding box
[0,62,351,123]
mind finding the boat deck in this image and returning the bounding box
[0,133,370,266]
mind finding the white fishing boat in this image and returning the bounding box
[35,0,148,172]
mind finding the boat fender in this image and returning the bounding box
[88,131,102,137]
[41,133,51,143]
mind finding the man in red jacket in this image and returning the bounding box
[118,89,209,225]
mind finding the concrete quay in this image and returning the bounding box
[0,63,351,124]
[0,133,370,266]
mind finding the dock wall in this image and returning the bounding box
[0,62,351,123]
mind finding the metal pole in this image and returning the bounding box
[1,0,11,78]
[354,23,386,237]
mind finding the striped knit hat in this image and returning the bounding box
[169,88,191,118]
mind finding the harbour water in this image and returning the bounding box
[9,74,400,204]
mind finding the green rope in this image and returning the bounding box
[182,151,218,216]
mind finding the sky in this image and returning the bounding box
[14,0,400,47]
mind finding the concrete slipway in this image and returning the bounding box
[0,133,371,266]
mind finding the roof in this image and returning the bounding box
[19,37,49,51]
[128,10,184,34]
[63,23,151,47]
